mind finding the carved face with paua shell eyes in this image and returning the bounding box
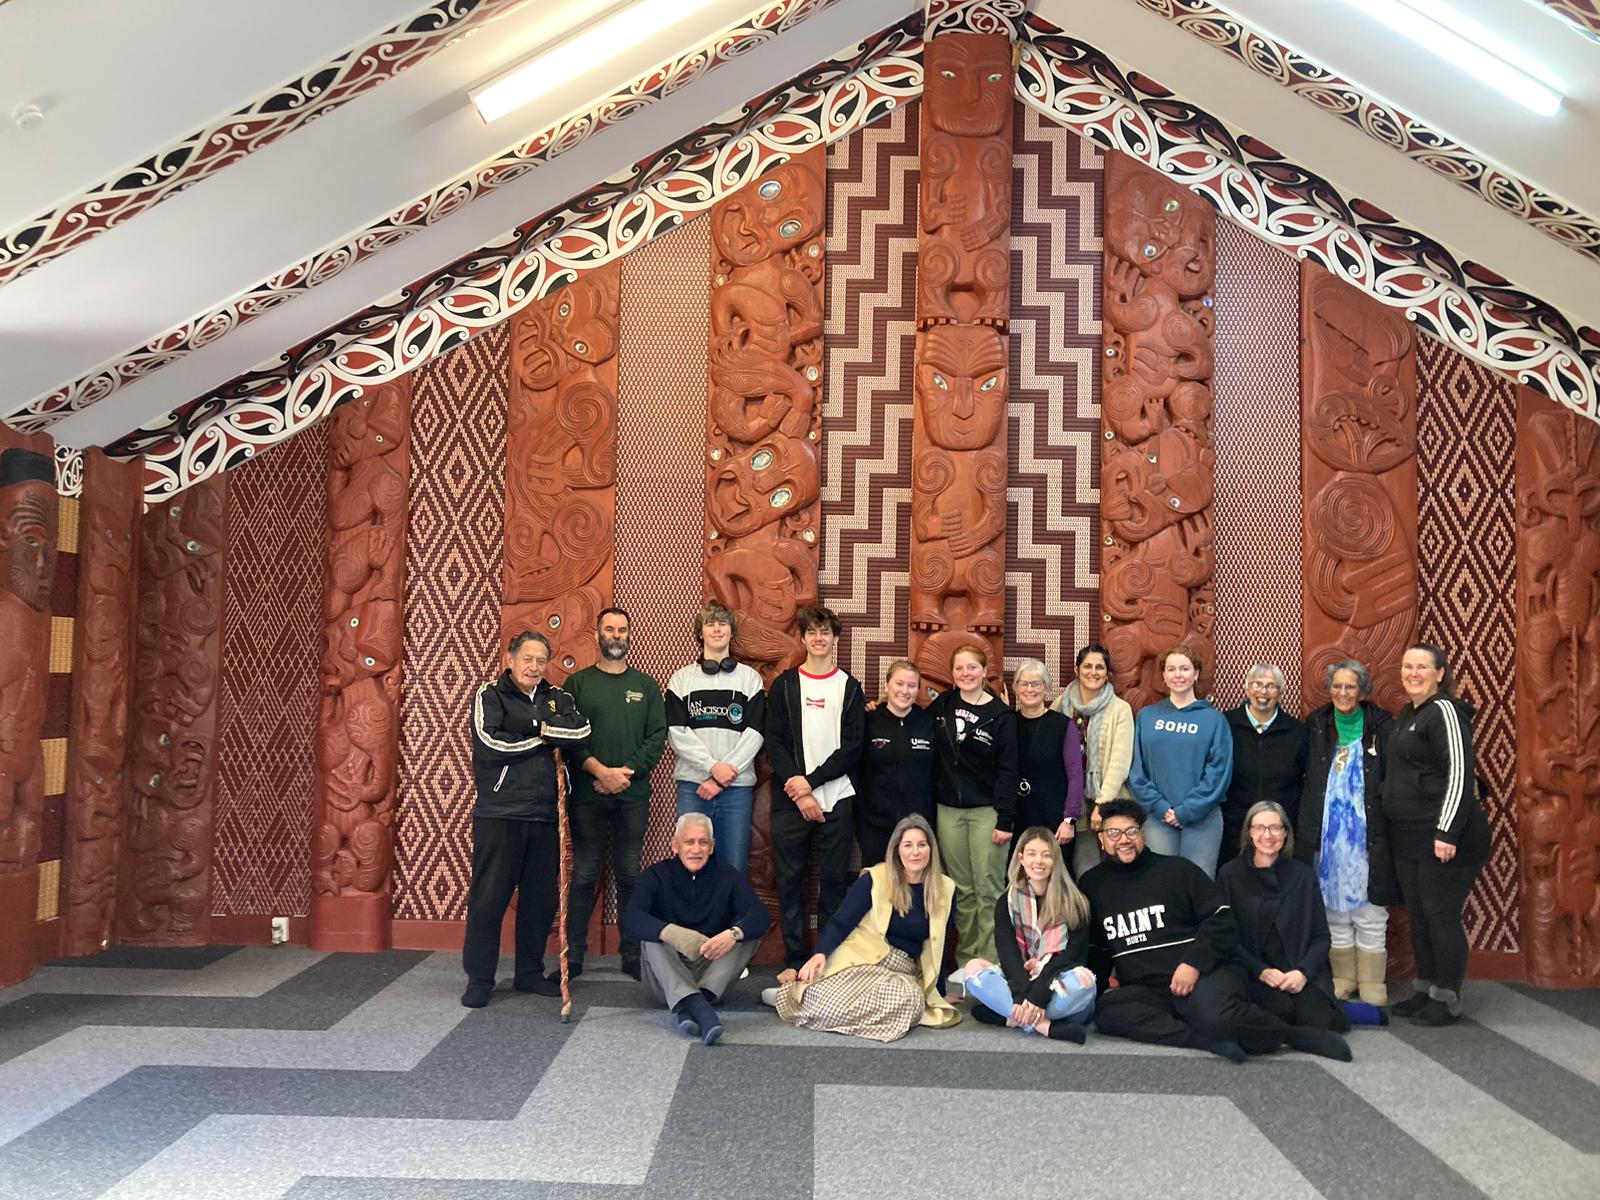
[917,325,1007,451]
[925,34,1012,137]
[709,436,819,538]
[712,159,824,268]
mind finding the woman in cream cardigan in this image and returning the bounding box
[1053,644,1135,879]
[764,814,961,1041]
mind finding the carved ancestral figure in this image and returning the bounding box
[1516,404,1600,984]
[709,157,826,442]
[910,324,1007,633]
[0,449,56,875]
[708,435,820,541]
[506,269,619,682]
[121,480,225,942]
[1100,155,1217,709]
[62,455,139,954]
[918,33,1013,327]
[315,382,408,909]
[1299,268,1419,714]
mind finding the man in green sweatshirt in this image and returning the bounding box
[559,607,666,981]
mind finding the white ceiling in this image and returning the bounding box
[1,0,1597,452]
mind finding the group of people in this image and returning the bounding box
[465,602,1489,1059]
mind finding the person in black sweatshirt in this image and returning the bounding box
[929,641,1019,970]
[763,605,866,969]
[1220,664,1306,868]
[1384,643,1490,1027]
[621,812,771,1045]
[1080,798,1349,1062]
[855,659,937,865]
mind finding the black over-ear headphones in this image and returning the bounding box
[699,656,738,676]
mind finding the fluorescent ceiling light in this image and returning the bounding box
[470,0,721,123]
[1340,0,1564,116]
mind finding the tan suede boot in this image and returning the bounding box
[1356,948,1389,1006]
[1329,945,1357,1000]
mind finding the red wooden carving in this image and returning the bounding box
[917,33,1013,328]
[1298,264,1419,716]
[1100,152,1217,710]
[504,262,619,684]
[310,378,410,951]
[704,149,826,963]
[118,473,227,946]
[1515,387,1600,987]
[0,433,58,986]
[60,451,141,958]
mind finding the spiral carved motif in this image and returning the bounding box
[61,452,141,958]
[1099,152,1217,712]
[1514,391,1600,987]
[311,377,411,950]
[117,475,227,946]
[505,264,620,683]
[1299,264,1419,715]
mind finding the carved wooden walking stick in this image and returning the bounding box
[554,747,573,1022]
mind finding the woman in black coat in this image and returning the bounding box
[1296,659,1395,1010]
[1217,801,1355,1053]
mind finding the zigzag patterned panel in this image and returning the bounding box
[616,220,714,883]
[1005,103,1102,690]
[820,100,920,691]
[213,424,327,917]
[1212,220,1302,711]
[1416,338,1520,954]
[393,327,507,922]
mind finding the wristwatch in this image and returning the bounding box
[730,925,745,943]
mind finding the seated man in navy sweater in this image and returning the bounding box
[622,812,771,1044]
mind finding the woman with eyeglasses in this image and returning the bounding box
[1295,659,1394,1013]
[1009,660,1084,852]
[1053,643,1133,879]
[1218,801,1361,1047]
[1219,664,1306,869]
[1383,643,1490,1027]
[962,827,1095,1043]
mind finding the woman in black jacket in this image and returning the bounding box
[1384,643,1490,1026]
[929,641,1018,971]
[1296,659,1394,1011]
[1218,802,1356,1054]
[855,659,937,865]
[962,828,1094,1043]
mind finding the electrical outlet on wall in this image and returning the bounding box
[271,917,289,945]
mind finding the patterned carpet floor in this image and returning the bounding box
[1,946,1596,1199]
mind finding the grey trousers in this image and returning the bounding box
[640,938,758,1010]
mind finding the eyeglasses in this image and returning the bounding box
[1247,681,1280,691]
[1014,680,1045,689]
[1100,827,1141,842]
[1250,824,1286,835]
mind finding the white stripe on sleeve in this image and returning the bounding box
[1435,698,1465,834]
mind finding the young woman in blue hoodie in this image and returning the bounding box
[1128,644,1233,878]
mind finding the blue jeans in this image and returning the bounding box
[966,964,1095,1028]
[1141,806,1224,878]
[675,780,754,873]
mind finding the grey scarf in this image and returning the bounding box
[1059,681,1117,802]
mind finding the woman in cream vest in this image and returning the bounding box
[764,814,961,1041]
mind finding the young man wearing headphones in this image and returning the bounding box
[665,602,767,873]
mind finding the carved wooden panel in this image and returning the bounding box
[704,149,826,964]
[1298,263,1419,715]
[117,474,227,946]
[60,451,141,958]
[505,262,619,683]
[0,434,59,986]
[704,150,825,683]
[1515,387,1600,987]
[310,379,410,950]
[1099,152,1217,710]
[917,32,1012,329]
[908,32,1013,682]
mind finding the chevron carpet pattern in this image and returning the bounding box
[2,946,1597,1198]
